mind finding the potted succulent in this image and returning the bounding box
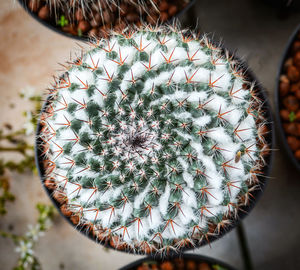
[18,0,196,40]
[119,254,236,270]
[36,25,274,255]
[276,24,300,171]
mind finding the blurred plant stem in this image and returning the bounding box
[0,89,57,270]
[0,90,40,215]
[1,204,55,270]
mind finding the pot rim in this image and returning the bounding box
[274,23,300,172]
[34,45,274,257]
[17,0,197,41]
[118,253,237,270]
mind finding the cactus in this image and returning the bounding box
[39,25,268,255]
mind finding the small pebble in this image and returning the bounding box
[146,14,158,24]
[290,82,300,93]
[159,1,169,11]
[280,109,290,121]
[62,24,77,36]
[296,110,300,121]
[88,28,99,38]
[90,13,101,27]
[186,260,196,270]
[198,263,211,270]
[78,20,91,33]
[287,65,300,82]
[280,74,290,83]
[279,81,290,96]
[28,0,41,13]
[283,95,299,111]
[103,10,111,24]
[168,5,178,16]
[287,136,300,151]
[75,9,84,21]
[284,123,298,136]
[284,57,293,69]
[38,5,50,20]
[126,13,139,22]
[293,41,300,53]
[294,51,300,68]
[160,12,169,22]
[296,89,300,100]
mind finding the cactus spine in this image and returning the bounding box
[40,25,268,254]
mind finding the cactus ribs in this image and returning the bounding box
[38,26,270,255]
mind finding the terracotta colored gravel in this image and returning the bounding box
[24,0,190,39]
[279,30,300,161]
[134,258,225,270]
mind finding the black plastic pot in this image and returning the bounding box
[275,24,300,172]
[262,0,300,10]
[35,49,274,256]
[18,0,197,41]
[119,254,237,270]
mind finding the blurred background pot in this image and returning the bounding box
[275,24,300,171]
[17,0,196,41]
[262,0,300,10]
[260,0,300,18]
[119,254,237,270]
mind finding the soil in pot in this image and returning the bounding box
[120,255,235,270]
[278,29,300,163]
[131,259,227,270]
[21,0,191,39]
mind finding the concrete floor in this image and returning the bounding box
[0,0,300,269]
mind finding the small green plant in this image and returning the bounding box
[0,90,41,215]
[57,15,68,27]
[77,28,82,37]
[289,111,296,122]
[39,25,269,255]
[213,264,228,270]
[1,203,55,270]
[0,89,57,270]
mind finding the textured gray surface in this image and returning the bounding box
[0,0,300,269]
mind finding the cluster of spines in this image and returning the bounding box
[40,25,270,255]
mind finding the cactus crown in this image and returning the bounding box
[40,25,268,254]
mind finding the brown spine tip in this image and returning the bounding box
[60,204,72,217]
[44,179,57,190]
[70,214,80,225]
[53,191,68,205]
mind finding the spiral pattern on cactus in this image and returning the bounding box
[40,26,268,254]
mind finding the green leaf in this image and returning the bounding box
[289,111,296,122]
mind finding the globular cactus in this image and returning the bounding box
[40,25,269,255]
